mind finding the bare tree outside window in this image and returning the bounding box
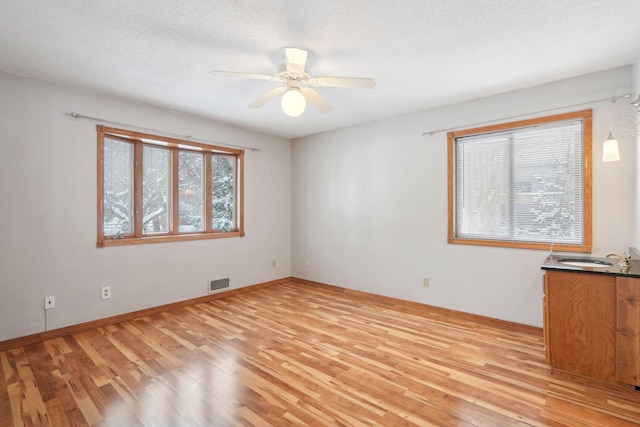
[103,137,133,236]
[142,145,170,234]
[179,151,204,232]
[212,155,236,231]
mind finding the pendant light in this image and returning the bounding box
[602,127,620,162]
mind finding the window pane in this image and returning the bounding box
[212,155,236,230]
[143,145,170,234]
[178,151,204,232]
[103,137,133,235]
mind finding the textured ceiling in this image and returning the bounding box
[1,1,640,139]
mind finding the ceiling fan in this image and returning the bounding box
[209,48,376,117]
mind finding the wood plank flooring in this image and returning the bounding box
[1,281,640,426]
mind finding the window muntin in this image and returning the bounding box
[447,110,592,252]
[97,126,244,247]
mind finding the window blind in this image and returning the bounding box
[454,119,584,244]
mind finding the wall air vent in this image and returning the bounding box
[209,278,230,293]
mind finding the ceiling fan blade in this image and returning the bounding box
[284,48,307,74]
[248,86,287,108]
[301,88,334,113]
[309,76,376,89]
[209,70,277,81]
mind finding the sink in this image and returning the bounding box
[556,258,613,268]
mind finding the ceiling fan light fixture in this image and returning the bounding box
[210,48,375,115]
[281,88,306,117]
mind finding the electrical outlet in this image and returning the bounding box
[44,296,55,309]
[272,260,276,267]
[305,257,311,266]
[101,286,111,300]
[423,277,430,287]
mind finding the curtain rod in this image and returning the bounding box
[421,93,633,136]
[68,112,261,152]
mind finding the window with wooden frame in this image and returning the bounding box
[97,125,244,247]
[447,110,592,252]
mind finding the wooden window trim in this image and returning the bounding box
[447,110,592,253]
[133,141,145,237]
[204,154,213,232]
[97,125,244,248]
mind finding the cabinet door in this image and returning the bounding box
[617,277,640,386]
[547,271,617,383]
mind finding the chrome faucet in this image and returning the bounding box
[605,252,631,268]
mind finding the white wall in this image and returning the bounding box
[291,66,635,327]
[0,72,291,342]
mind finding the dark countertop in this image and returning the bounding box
[542,254,640,278]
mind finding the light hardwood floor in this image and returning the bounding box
[1,281,640,426]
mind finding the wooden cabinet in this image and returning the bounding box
[544,271,617,383]
[616,277,640,387]
[544,271,640,388]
